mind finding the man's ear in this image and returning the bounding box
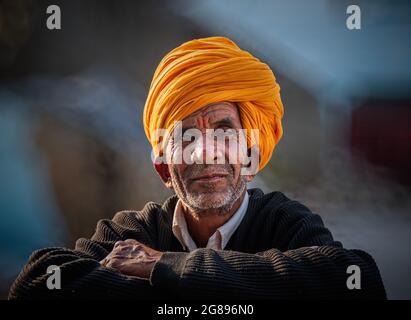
[153,161,173,188]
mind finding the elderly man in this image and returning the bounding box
[9,37,385,299]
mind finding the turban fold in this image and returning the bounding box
[143,36,284,171]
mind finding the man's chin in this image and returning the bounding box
[186,190,230,210]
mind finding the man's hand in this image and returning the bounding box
[100,239,163,279]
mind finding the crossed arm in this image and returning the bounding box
[9,212,386,300]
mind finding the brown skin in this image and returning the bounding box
[101,102,254,278]
[100,239,163,278]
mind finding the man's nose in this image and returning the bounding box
[190,134,225,164]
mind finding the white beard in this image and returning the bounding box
[181,178,246,214]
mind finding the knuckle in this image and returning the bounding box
[114,240,126,248]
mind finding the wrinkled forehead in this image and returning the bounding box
[181,102,242,129]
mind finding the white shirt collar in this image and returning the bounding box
[172,191,249,251]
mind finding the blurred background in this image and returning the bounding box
[0,0,410,299]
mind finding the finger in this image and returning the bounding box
[124,239,141,245]
[114,240,126,248]
[105,257,124,269]
[116,245,132,253]
[110,254,128,260]
[131,244,144,253]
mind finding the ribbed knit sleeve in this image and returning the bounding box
[8,207,164,299]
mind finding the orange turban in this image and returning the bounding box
[143,36,284,172]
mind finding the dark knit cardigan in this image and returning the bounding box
[9,188,386,299]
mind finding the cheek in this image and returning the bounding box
[223,138,245,164]
[231,164,243,182]
[170,163,186,182]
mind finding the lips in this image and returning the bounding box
[191,173,227,183]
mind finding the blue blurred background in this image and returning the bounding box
[0,0,410,299]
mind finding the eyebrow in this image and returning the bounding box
[181,117,236,134]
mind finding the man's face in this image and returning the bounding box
[166,102,251,214]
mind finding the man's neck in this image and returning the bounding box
[181,191,246,248]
